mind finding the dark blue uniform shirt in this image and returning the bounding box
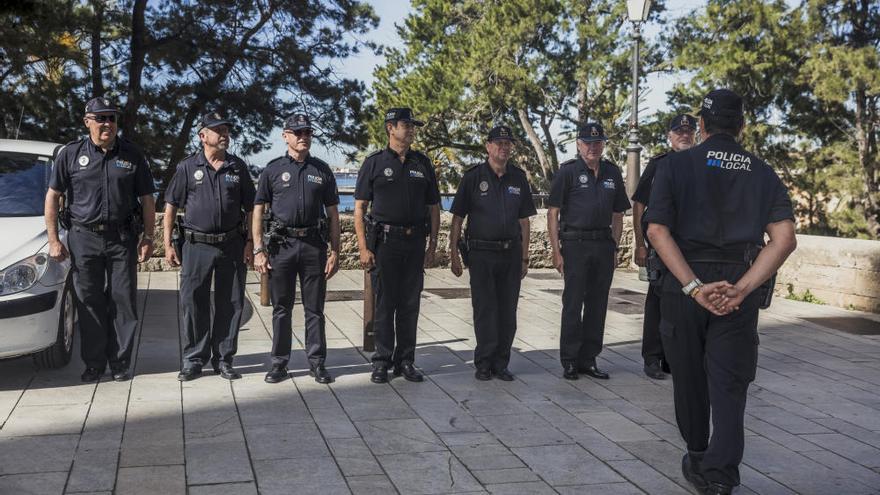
[49,136,155,225]
[644,134,794,252]
[449,162,537,240]
[548,158,631,230]
[254,153,339,227]
[354,148,441,225]
[165,151,256,234]
[632,152,670,206]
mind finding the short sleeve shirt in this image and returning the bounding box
[547,158,631,230]
[354,148,441,225]
[632,152,670,206]
[254,153,339,227]
[449,162,537,241]
[645,133,795,252]
[164,151,256,234]
[49,136,155,224]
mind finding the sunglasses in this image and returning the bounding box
[86,115,117,123]
[291,129,313,137]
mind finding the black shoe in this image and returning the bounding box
[393,362,424,382]
[562,363,579,380]
[493,369,515,382]
[81,367,104,383]
[704,482,733,495]
[177,367,202,382]
[211,359,221,375]
[264,365,289,383]
[111,368,131,382]
[475,368,492,381]
[580,364,610,380]
[310,365,334,384]
[644,361,666,380]
[371,365,389,384]
[218,364,241,380]
[681,453,708,494]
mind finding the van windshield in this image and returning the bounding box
[0,152,51,217]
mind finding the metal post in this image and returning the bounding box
[625,21,643,198]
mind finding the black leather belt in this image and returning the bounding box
[380,224,425,237]
[559,228,611,241]
[467,239,517,251]
[184,229,239,244]
[683,248,753,265]
[73,222,127,233]
[280,226,319,238]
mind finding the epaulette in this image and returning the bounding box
[649,151,669,162]
[463,163,481,173]
[559,158,578,168]
[366,149,383,159]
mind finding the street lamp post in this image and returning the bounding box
[624,0,652,198]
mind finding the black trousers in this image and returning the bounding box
[559,238,616,366]
[67,226,138,371]
[468,246,522,372]
[268,237,327,367]
[179,236,246,369]
[640,283,665,364]
[660,262,760,487]
[371,234,426,366]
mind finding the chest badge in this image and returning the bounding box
[194,169,204,181]
[307,174,323,184]
[281,172,291,182]
[507,186,521,195]
[408,169,425,179]
[225,174,240,184]
[383,167,393,177]
[479,181,489,192]
[602,178,615,189]
[78,155,89,168]
[579,174,588,184]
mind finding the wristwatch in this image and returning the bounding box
[681,278,703,297]
[252,246,267,256]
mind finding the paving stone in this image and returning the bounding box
[607,459,690,494]
[511,444,623,486]
[0,434,79,475]
[116,465,186,495]
[328,438,384,476]
[346,474,398,494]
[0,403,89,437]
[243,422,330,461]
[485,481,556,494]
[476,413,571,448]
[66,447,120,493]
[555,483,643,495]
[311,406,361,439]
[378,451,483,494]
[800,433,880,468]
[356,418,446,455]
[0,471,67,494]
[574,410,658,442]
[472,468,540,485]
[188,482,259,495]
[185,439,254,485]
[253,457,349,495]
[450,444,525,471]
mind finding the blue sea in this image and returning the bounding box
[335,173,454,212]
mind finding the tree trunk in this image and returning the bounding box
[121,0,147,140]
[163,102,204,186]
[516,108,551,183]
[854,85,880,236]
[538,111,559,173]
[89,1,103,96]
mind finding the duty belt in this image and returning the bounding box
[467,239,517,251]
[683,247,755,265]
[280,226,320,238]
[73,221,128,233]
[183,228,239,244]
[558,228,611,241]
[380,223,425,237]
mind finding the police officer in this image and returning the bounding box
[632,113,697,380]
[354,107,440,384]
[252,114,341,385]
[646,89,796,495]
[164,112,256,382]
[45,96,156,383]
[548,122,630,381]
[449,125,536,381]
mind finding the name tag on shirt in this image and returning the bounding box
[602,179,615,189]
[409,170,425,179]
[225,174,240,184]
[307,175,323,184]
[115,160,133,170]
[507,186,521,195]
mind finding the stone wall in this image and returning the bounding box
[775,234,880,313]
[140,212,635,271]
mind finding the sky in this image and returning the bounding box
[249,0,701,169]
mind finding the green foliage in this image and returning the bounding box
[785,283,825,305]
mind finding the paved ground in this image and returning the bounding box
[1,269,880,495]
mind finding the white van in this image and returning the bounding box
[0,139,75,368]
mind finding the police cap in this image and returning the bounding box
[577,122,607,142]
[85,96,119,114]
[697,89,743,118]
[669,113,697,131]
[384,107,425,126]
[487,125,515,142]
[199,111,233,131]
[284,113,312,131]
